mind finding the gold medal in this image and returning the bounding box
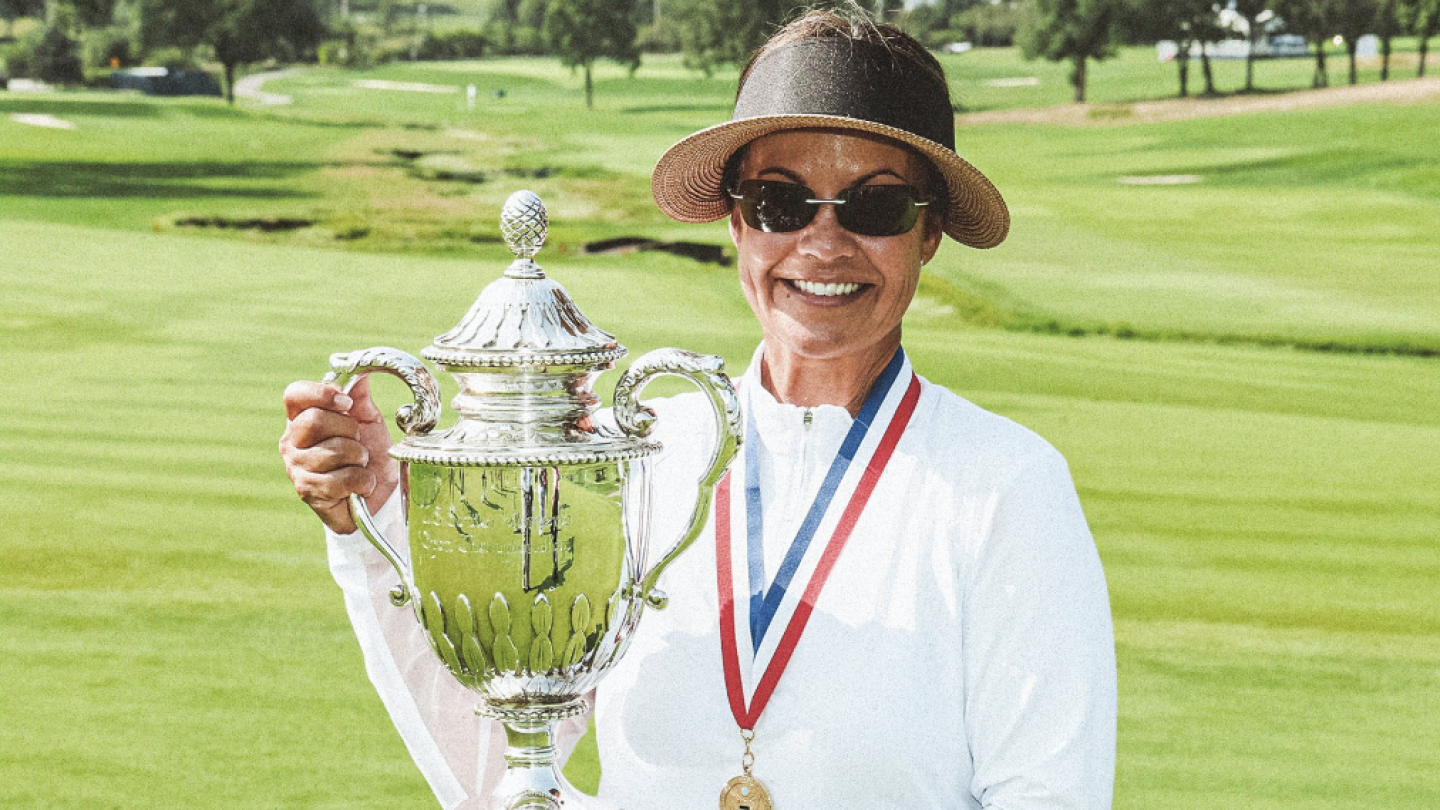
[720,773,772,810]
[720,728,772,810]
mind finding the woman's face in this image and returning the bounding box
[729,129,943,365]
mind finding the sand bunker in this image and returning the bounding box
[10,113,75,130]
[354,79,457,94]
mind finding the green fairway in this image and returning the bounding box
[7,52,1437,350]
[2,47,1438,809]
[952,102,1440,353]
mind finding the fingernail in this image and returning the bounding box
[335,394,353,410]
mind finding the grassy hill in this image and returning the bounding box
[1,48,1437,809]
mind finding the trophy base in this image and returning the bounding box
[480,699,621,810]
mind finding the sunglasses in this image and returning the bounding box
[729,179,931,237]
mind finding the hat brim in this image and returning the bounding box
[651,114,1009,249]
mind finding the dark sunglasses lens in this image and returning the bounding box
[737,181,814,233]
[839,186,922,237]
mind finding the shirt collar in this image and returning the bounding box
[741,343,855,450]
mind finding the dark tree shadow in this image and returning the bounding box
[0,160,321,200]
[0,99,167,118]
[620,103,733,115]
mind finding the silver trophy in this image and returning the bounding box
[324,191,741,810]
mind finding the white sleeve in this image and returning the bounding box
[324,496,589,809]
[963,448,1117,810]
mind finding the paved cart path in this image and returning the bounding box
[234,70,294,106]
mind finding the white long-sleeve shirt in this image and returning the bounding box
[326,347,1116,809]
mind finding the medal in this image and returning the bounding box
[715,349,921,809]
[719,729,773,810]
[721,774,772,810]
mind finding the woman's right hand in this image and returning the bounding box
[280,376,399,534]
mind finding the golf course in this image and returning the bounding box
[2,45,1437,809]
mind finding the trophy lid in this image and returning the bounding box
[389,190,654,468]
[422,190,627,369]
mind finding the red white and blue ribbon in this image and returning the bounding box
[717,348,920,729]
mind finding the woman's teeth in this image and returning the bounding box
[792,280,861,297]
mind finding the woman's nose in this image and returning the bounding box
[796,201,857,260]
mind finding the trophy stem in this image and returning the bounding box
[480,700,616,810]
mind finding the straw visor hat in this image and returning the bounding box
[652,36,1009,249]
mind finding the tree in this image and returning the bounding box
[1400,0,1440,75]
[140,0,325,103]
[1,0,46,37]
[953,0,1026,46]
[33,5,84,83]
[72,0,117,28]
[1,0,45,18]
[1334,0,1379,84]
[211,0,324,102]
[1126,0,1222,97]
[492,0,522,23]
[137,0,211,53]
[375,0,400,34]
[1276,0,1335,87]
[669,0,789,76]
[902,0,977,41]
[1187,1,1223,96]
[1020,0,1123,103]
[1232,0,1269,90]
[543,0,639,108]
[668,1,903,75]
[517,0,548,28]
[1374,0,1400,78]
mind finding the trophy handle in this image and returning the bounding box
[613,348,742,610]
[324,346,442,607]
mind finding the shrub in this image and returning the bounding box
[637,20,681,53]
[2,34,38,78]
[414,29,488,60]
[33,24,84,85]
[142,46,198,71]
[951,3,1024,48]
[484,21,547,55]
[6,17,43,41]
[317,19,388,68]
[375,29,492,62]
[81,25,136,69]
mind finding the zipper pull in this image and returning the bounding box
[802,408,813,429]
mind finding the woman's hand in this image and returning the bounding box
[280,376,399,534]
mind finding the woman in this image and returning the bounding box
[281,10,1115,810]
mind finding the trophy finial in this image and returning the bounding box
[501,190,548,278]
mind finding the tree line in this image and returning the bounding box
[3,0,1437,106]
[2,0,326,100]
[1025,0,1439,101]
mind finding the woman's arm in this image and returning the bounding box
[962,447,1117,810]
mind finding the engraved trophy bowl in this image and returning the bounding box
[323,191,741,810]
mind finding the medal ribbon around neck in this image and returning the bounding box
[716,348,921,729]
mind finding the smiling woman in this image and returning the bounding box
[724,130,942,413]
[283,7,1118,810]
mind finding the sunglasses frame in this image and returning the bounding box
[728,179,931,237]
